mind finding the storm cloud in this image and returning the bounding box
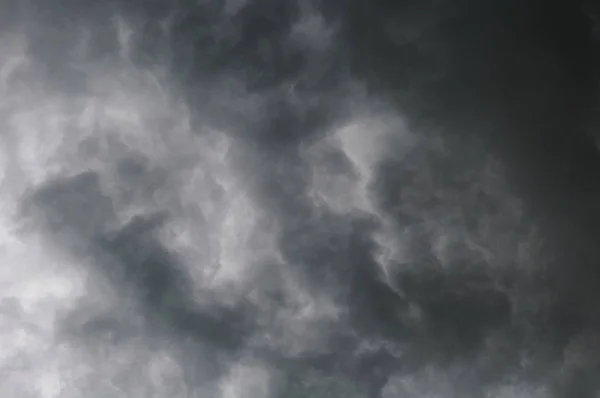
[1,0,600,397]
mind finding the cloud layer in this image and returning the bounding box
[0,1,599,397]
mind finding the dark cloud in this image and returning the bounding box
[13,0,600,397]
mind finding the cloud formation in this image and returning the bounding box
[0,0,599,397]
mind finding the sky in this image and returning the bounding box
[0,0,599,397]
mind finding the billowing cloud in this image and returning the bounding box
[0,1,599,397]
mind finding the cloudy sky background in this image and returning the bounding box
[0,1,599,397]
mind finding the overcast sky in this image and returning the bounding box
[0,1,599,397]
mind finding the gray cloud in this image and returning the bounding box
[2,0,600,397]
